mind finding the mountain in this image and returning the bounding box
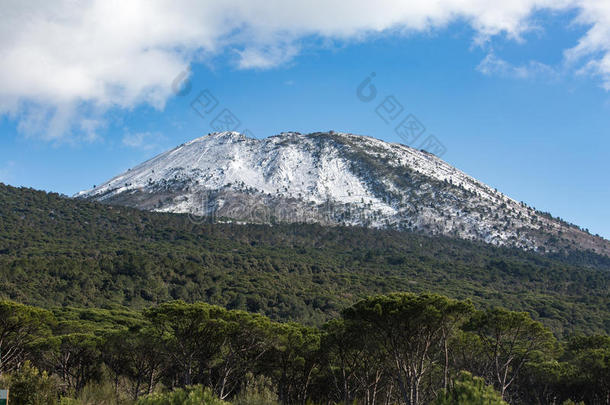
[77,131,610,255]
[1,183,609,334]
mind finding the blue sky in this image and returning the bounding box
[0,2,609,238]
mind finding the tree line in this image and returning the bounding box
[0,293,608,405]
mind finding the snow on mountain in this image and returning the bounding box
[77,131,610,255]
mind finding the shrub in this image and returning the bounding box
[434,371,507,405]
[59,381,125,405]
[232,373,279,405]
[135,385,228,405]
[3,361,59,405]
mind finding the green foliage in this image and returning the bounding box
[265,322,321,404]
[231,373,279,405]
[0,301,53,374]
[35,333,103,393]
[466,307,557,398]
[343,293,474,404]
[0,294,608,404]
[102,327,163,400]
[59,381,125,405]
[3,361,59,405]
[135,385,228,405]
[558,335,610,404]
[143,301,227,386]
[434,371,507,405]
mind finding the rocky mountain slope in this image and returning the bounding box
[77,131,610,255]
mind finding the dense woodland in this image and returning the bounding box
[0,295,609,404]
[0,184,608,334]
[0,184,609,403]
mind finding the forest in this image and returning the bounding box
[0,184,609,403]
[1,294,609,405]
[0,184,609,335]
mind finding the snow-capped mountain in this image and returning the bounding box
[77,131,609,255]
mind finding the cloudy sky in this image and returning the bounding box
[0,0,609,237]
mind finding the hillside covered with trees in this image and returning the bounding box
[1,184,609,403]
[0,183,609,335]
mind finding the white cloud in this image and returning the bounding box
[122,131,166,150]
[477,52,559,80]
[564,0,610,90]
[1,0,609,140]
[236,43,300,70]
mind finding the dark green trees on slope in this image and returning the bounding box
[0,294,608,404]
[0,183,609,335]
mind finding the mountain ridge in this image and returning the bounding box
[77,131,610,256]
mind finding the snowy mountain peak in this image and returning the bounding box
[77,131,610,255]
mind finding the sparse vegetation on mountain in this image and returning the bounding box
[78,132,610,256]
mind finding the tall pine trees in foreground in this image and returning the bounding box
[0,293,608,405]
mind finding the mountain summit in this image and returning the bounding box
[77,131,609,255]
